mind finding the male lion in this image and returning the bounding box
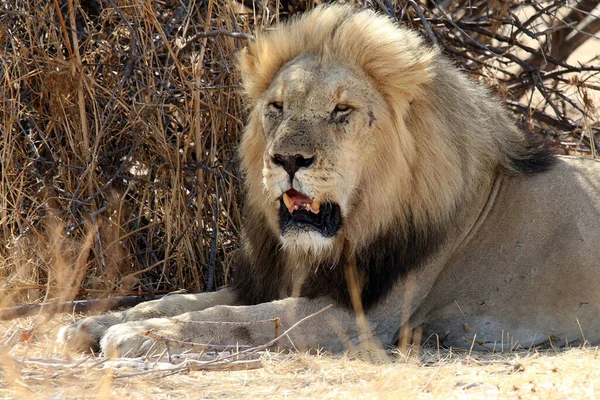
[58,5,600,356]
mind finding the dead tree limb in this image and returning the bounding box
[178,29,255,55]
[0,295,164,321]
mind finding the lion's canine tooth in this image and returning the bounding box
[283,193,293,212]
[310,201,320,214]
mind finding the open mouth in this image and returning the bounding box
[278,189,342,237]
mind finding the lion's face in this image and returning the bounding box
[259,56,386,252]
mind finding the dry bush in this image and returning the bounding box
[1,0,256,307]
[398,0,600,155]
[0,0,598,311]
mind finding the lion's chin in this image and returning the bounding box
[279,230,336,255]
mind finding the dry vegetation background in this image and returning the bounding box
[0,0,599,398]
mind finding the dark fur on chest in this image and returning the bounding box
[232,208,445,310]
[231,211,286,305]
[300,215,445,309]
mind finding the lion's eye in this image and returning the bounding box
[330,104,353,123]
[334,104,352,113]
[269,101,283,111]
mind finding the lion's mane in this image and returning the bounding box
[233,5,555,308]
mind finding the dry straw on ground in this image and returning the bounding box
[1,0,599,398]
[3,315,600,399]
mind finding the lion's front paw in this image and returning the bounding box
[57,312,126,352]
[99,318,180,358]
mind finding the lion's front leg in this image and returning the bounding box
[99,297,360,357]
[57,288,237,352]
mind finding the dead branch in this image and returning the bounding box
[407,0,439,47]
[402,0,600,147]
[0,295,163,321]
[178,29,255,55]
[142,330,254,352]
[207,304,333,364]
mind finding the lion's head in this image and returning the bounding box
[249,55,394,253]
[233,5,554,306]
[238,6,437,254]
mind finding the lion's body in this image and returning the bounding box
[401,156,600,350]
[58,6,600,356]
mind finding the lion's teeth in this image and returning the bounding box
[283,193,293,212]
[310,201,320,214]
[283,192,320,214]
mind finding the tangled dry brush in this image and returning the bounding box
[0,0,598,313]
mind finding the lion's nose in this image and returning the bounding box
[272,153,315,180]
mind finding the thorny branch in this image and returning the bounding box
[395,0,600,154]
[0,295,165,321]
[144,305,332,366]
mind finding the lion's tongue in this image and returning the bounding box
[282,189,321,214]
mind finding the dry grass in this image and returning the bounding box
[1,0,256,305]
[2,316,600,399]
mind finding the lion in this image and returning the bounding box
[58,5,600,356]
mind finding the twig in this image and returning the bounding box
[521,0,566,29]
[181,358,263,371]
[13,357,100,368]
[113,358,263,378]
[533,80,576,129]
[167,317,279,325]
[67,0,91,156]
[0,295,163,321]
[52,0,73,59]
[505,101,575,132]
[207,304,334,364]
[451,22,600,73]
[373,0,396,21]
[407,0,439,47]
[178,29,254,55]
[89,211,107,272]
[207,179,219,292]
[164,3,189,39]
[142,330,254,352]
